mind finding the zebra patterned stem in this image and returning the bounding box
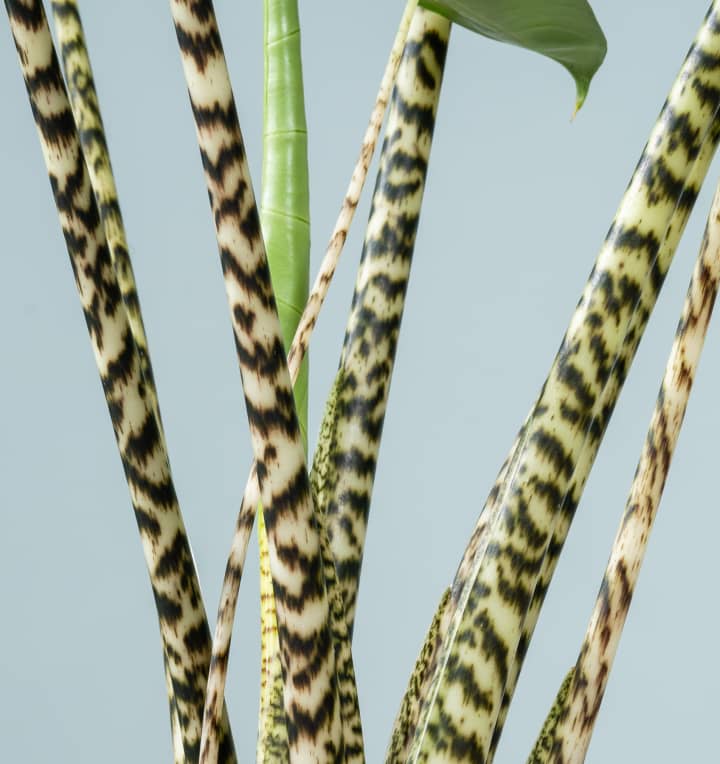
[317,7,451,636]
[4,3,233,762]
[205,5,436,760]
[50,0,159,401]
[487,109,720,761]
[542,173,720,764]
[387,419,530,762]
[410,4,720,761]
[48,5,185,755]
[168,2,344,761]
[285,0,418,381]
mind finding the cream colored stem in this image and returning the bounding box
[552,177,720,764]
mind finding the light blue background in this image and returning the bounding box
[1,1,718,761]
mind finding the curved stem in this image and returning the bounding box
[315,5,451,636]
[168,3,343,761]
[5,4,231,761]
[411,4,720,760]
[49,4,187,754]
[203,3,421,760]
[542,173,720,764]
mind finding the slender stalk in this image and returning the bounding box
[203,2,421,757]
[168,3,342,761]
[286,0,418,376]
[316,6,451,636]
[256,1,310,757]
[536,174,720,764]
[204,468,261,759]
[48,4,183,756]
[4,3,233,761]
[409,4,720,761]
[50,0,159,403]
[487,110,720,761]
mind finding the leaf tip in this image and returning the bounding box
[571,76,592,119]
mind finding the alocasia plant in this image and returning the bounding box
[2,1,719,763]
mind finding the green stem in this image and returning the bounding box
[256,1,310,758]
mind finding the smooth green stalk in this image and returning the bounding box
[256,1,309,757]
[261,0,310,445]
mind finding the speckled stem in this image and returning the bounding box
[310,368,366,762]
[168,2,344,761]
[526,669,575,764]
[542,173,720,764]
[4,3,233,761]
[487,113,720,763]
[316,6,451,636]
[386,588,453,762]
[48,4,184,755]
[203,6,421,759]
[410,4,720,761]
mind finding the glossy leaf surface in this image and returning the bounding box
[420,0,606,109]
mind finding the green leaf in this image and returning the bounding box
[419,0,606,111]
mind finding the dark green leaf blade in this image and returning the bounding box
[420,0,606,110]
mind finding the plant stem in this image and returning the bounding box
[4,4,230,761]
[168,2,343,760]
[256,0,310,757]
[314,5,451,636]
[539,172,720,764]
[286,0,419,377]
[49,4,187,755]
[204,2,422,758]
[410,3,720,761]
[50,0,160,407]
[488,107,720,760]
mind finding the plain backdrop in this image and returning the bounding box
[1,1,718,761]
